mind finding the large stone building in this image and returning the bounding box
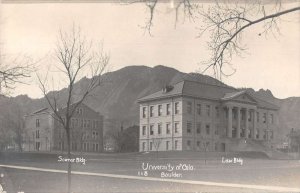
[23,103,103,152]
[138,80,279,152]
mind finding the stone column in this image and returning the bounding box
[227,106,233,138]
[237,107,241,139]
[245,108,249,139]
[252,110,257,139]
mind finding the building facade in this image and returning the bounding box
[23,103,103,152]
[138,80,279,152]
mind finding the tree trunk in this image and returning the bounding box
[67,129,72,193]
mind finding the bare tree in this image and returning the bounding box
[37,26,109,193]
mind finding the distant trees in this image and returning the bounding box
[0,99,24,151]
[106,125,139,152]
[37,26,109,193]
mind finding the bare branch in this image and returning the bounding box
[198,2,300,80]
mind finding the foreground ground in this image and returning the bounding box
[0,151,299,193]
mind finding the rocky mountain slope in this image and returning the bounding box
[0,65,299,140]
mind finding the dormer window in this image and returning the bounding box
[162,85,174,93]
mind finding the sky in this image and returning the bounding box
[0,1,299,99]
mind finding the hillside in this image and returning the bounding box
[0,65,299,140]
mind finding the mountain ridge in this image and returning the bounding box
[0,65,299,141]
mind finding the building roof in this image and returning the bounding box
[138,80,279,110]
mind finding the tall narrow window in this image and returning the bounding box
[263,113,267,123]
[142,126,147,136]
[166,141,170,150]
[158,105,162,116]
[166,123,171,134]
[36,130,40,139]
[142,107,147,118]
[36,119,40,128]
[206,105,211,116]
[270,114,274,124]
[206,124,210,135]
[197,104,201,115]
[187,101,192,114]
[150,106,154,117]
[175,140,178,150]
[150,125,154,135]
[142,142,146,151]
[175,122,179,133]
[149,142,153,150]
[175,102,179,114]
[215,106,220,118]
[197,122,201,134]
[158,123,162,135]
[187,122,192,134]
[257,112,260,122]
[166,104,171,115]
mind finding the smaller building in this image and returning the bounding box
[23,103,103,153]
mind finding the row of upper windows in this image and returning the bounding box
[141,122,214,136]
[142,102,180,118]
[61,118,100,129]
[142,102,275,125]
[141,102,217,118]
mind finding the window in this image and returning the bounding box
[142,126,147,136]
[270,114,274,124]
[197,141,201,148]
[175,140,178,150]
[196,104,201,115]
[187,140,191,147]
[87,120,91,128]
[257,112,260,122]
[149,142,153,150]
[93,143,99,152]
[142,142,146,151]
[263,113,267,123]
[150,125,154,135]
[76,108,83,115]
[175,102,179,114]
[35,142,40,151]
[150,106,154,117]
[215,106,220,118]
[166,104,171,115]
[158,123,162,135]
[187,122,192,134]
[206,105,211,116]
[196,122,201,134]
[206,124,210,135]
[215,126,219,135]
[84,120,87,128]
[142,107,147,118]
[92,131,98,139]
[36,119,40,127]
[175,122,179,133]
[187,101,192,114]
[36,130,40,139]
[166,141,170,150]
[248,111,252,122]
[166,123,171,134]
[158,105,162,116]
